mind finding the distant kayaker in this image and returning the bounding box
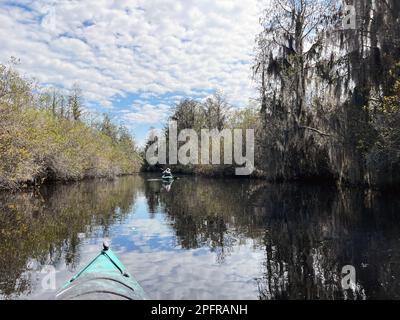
[162,168,172,176]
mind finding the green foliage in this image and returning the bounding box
[0,63,142,190]
[227,105,260,130]
[382,62,400,114]
[144,93,258,176]
[68,84,83,121]
[366,62,400,186]
[100,113,118,141]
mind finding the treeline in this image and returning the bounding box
[143,92,260,176]
[0,62,142,190]
[145,0,400,188]
[253,0,400,187]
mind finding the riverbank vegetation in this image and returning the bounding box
[144,0,400,188]
[142,92,260,177]
[0,62,142,190]
[253,0,400,187]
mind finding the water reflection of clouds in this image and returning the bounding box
[116,243,264,300]
[20,246,102,300]
[104,197,265,299]
[6,175,400,300]
[63,196,263,299]
[18,191,265,299]
[110,197,179,253]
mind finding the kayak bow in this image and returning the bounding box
[56,241,146,300]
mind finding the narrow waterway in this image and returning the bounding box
[1,174,399,299]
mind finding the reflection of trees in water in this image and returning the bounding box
[252,185,400,300]
[0,175,143,299]
[143,179,175,216]
[158,177,400,299]
[159,177,266,263]
[143,180,163,217]
[2,175,399,299]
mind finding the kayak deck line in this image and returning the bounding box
[58,276,139,298]
[56,241,147,300]
[68,251,128,284]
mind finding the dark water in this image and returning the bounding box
[1,174,400,300]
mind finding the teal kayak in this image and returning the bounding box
[56,242,146,300]
[162,175,174,181]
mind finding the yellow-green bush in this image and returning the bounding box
[0,64,142,190]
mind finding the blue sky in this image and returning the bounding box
[0,0,262,145]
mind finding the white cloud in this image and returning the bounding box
[0,0,264,125]
[124,103,171,124]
